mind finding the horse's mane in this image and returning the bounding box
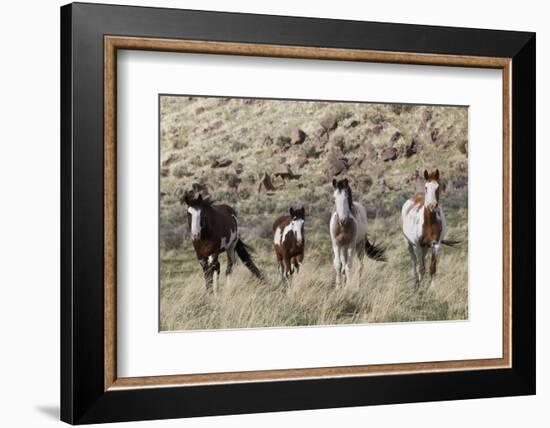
[188,194,215,209]
[199,196,215,208]
[345,185,353,212]
[334,179,355,214]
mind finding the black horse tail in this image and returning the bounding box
[441,239,461,247]
[235,239,264,280]
[365,237,387,262]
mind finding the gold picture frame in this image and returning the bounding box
[103,36,512,391]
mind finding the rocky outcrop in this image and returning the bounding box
[289,128,307,145]
[381,147,398,162]
[405,138,418,158]
[327,152,350,176]
[257,173,275,192]
[211,158,232,168]
[274,164,301,181]
[320,114,338,132]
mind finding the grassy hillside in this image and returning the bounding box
[159,96,468,331]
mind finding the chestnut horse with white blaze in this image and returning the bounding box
[181,191,263,292]
[330,179,386,287]
[401,169,457,288]
[272,207,305,283]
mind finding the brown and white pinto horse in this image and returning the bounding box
[330,178,386,287]
[401,169,456,288]
[272,207,305,283]
[181,191,263,292]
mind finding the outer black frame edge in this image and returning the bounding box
[71,1,533,56]
[60,3,74,425]
[60,2,536,425]
[510,34,536,393]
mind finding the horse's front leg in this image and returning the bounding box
[207,254,220,294]
[283,256,292,284]
[290,256,297,274]
[429,243,440,288]
[337,245,350,286]
[332,243,342,288]
[292,253,304,274]
[199,258,213,292]
[275,252,285,285]
[407,242,419,288]
[344,246,354,286]
[416,246,426,283]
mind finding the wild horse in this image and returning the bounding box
[272,207,305,284]
[181,191,263,292]
[401,169,458,288]
[329,178,386,287]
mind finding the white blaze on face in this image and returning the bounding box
[187,206,202,241]
[291,219,304,244]
[334,189,350,221]
[424,181,440,210]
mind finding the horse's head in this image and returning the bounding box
[289,206,305,245]
[423,169,441,212]
[182,191,207,241]
[332,178,353,224]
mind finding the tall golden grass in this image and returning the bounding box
[160,212,468,331]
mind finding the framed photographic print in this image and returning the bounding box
[60,2,535,424]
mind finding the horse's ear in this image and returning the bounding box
[332,179,337,188]
[424,170,429,180]
[435,169,440,180]
[343,178,349,186]
[289,207,295,217]
[196,193,203,203]
[300,207,305,218]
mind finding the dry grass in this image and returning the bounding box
[160,212,468,331]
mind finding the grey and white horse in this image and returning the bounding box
[329,179,386,287]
